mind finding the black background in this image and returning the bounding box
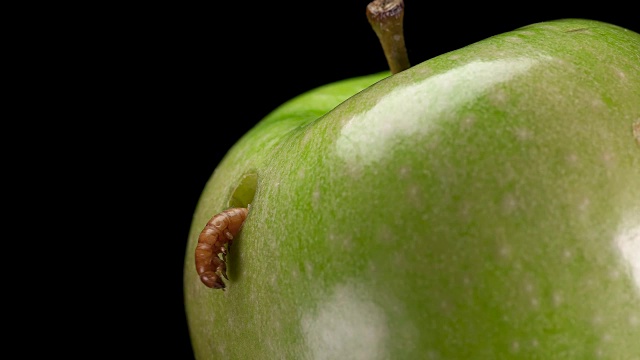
[100,1,638,358]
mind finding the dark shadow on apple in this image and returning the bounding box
[226,171,258,284]
[227,231,243,284]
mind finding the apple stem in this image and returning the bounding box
[366,0,410,74]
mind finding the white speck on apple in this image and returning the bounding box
[392,251,405,268]
[510,340,520,353]
[312,188,321,209]
[513,261,523,271]
[552,291,564,307]
[505,36,523,43]
[513,127,533,141]
[524,281,535,293]
[609,269,621,280]
[602,150,615,167]
[531,338,539,347]
[498,244,512,258]
[578,197,590,211]
[501,193,518,214]
[367,260,377,273]
[376,224,395,245]
[592,314,604,326]
[342,234,354,250]
[398,165,411,178]
[563,249,573,259]
[595,348,604,358]
[204,309,216,325]
[460,115,476,130]
[591,98,606,109]
[488,88,508,106]
[458,201,471,219]
[301,284,388,360]
[566,153,579,165]
[440,300,450,311]
[530,297,540,308]
[305,261,314,278]
[585,277,596,288]
[227,314,234,328]
[406,184,424,209]
[426,350,440,359]
[217,343,226,358]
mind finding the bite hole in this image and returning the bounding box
[227,172,258,208]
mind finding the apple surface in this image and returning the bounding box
[184,18,640,359]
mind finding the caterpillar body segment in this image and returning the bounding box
[195,207,249,289]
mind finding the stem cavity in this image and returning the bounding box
[366,0,410,74]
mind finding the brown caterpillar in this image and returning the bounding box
[195,207,249,289]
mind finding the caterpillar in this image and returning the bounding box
[195,207,249,290]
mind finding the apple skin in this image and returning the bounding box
[184,19,640,359]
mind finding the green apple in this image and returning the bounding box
[184,16,640,359]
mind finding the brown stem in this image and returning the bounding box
[366,0,410,74]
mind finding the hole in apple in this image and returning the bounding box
[227,172,258,208]
[224,171,257,285]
